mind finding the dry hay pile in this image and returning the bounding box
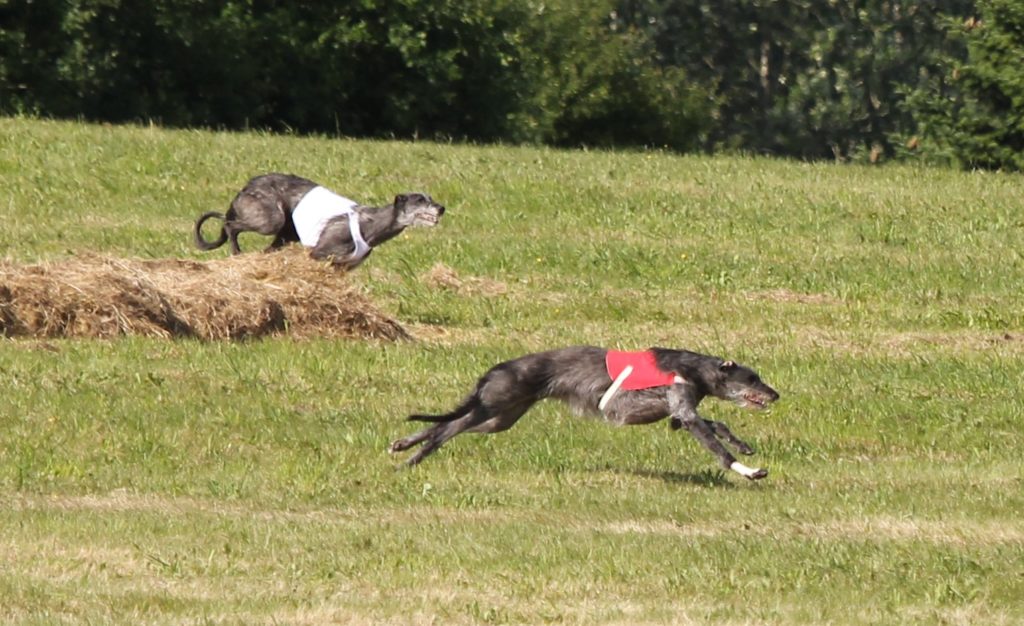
[0,247,408,341]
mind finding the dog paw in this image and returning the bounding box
[730,461,768,480]
[747,467,768,480]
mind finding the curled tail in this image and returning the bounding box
[407,394,480,423]
[194,212,228,250]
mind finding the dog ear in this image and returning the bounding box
[719,360,736,371]
[394,193,409,207]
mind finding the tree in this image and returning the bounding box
[614,0,974,160]
[0,0,71,114]
[523,1,711,151]
[909,0,1024,170]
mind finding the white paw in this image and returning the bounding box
[730,461,768,480]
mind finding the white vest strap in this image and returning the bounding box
[599,369,686,412]
[347,213,371,261]
[599,366,633,411]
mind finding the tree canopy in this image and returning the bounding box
[1,0,1020,168]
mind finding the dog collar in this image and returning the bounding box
[599,350,684,411]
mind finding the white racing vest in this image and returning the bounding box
[292,186,371,260]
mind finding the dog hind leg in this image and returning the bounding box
[263,203,301,252]
[464,401,532,434]
[389,424,440,453]
[389,396,481,454]
[405,398,534,466]
[226,193,289,255]
[403,409,490,466]
[264,234,288,251]
[226,224,244,255]
[407,395,481,423]
[397,362,543,465]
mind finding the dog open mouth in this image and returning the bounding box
[415,213,442,226]
[742,393,770,409]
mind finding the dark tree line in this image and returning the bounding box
[1,0,1021,169]
[613,0,976,160]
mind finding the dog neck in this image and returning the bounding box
[355,204,407,247]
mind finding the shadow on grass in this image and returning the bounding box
[589,464,735,488]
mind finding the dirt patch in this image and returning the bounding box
[792,327,1024,357]
[421,262,508,297]
[594,515,1024,547]
[883,330,1024,353]
[0,247,408,341]
[745,288,840,305]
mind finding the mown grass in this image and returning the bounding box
[1,116,1023,625]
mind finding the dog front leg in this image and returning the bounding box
[671,417,754,455]
[669,388,767,480]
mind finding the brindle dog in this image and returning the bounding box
[194,173,444,268]
[390,346,779,479]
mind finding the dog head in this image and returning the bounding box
[654,349,780,410]
[714,360,780,410]
[394,193,445,228]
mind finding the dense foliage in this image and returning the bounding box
[1,0,1022,166]
[908,0,1024,169]
[614,0,975,160]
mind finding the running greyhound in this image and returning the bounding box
[390,346,779,479]
[194,173,444,268]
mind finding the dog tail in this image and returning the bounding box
[194,212,227,250]
[407,395,480,423]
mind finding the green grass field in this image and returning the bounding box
[1,116,1023,625]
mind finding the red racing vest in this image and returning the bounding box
[600,350,684,411]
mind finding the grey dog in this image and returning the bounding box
[194,173,445,268]
[390,346,780,479]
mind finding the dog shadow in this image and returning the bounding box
[590,464,736,489]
